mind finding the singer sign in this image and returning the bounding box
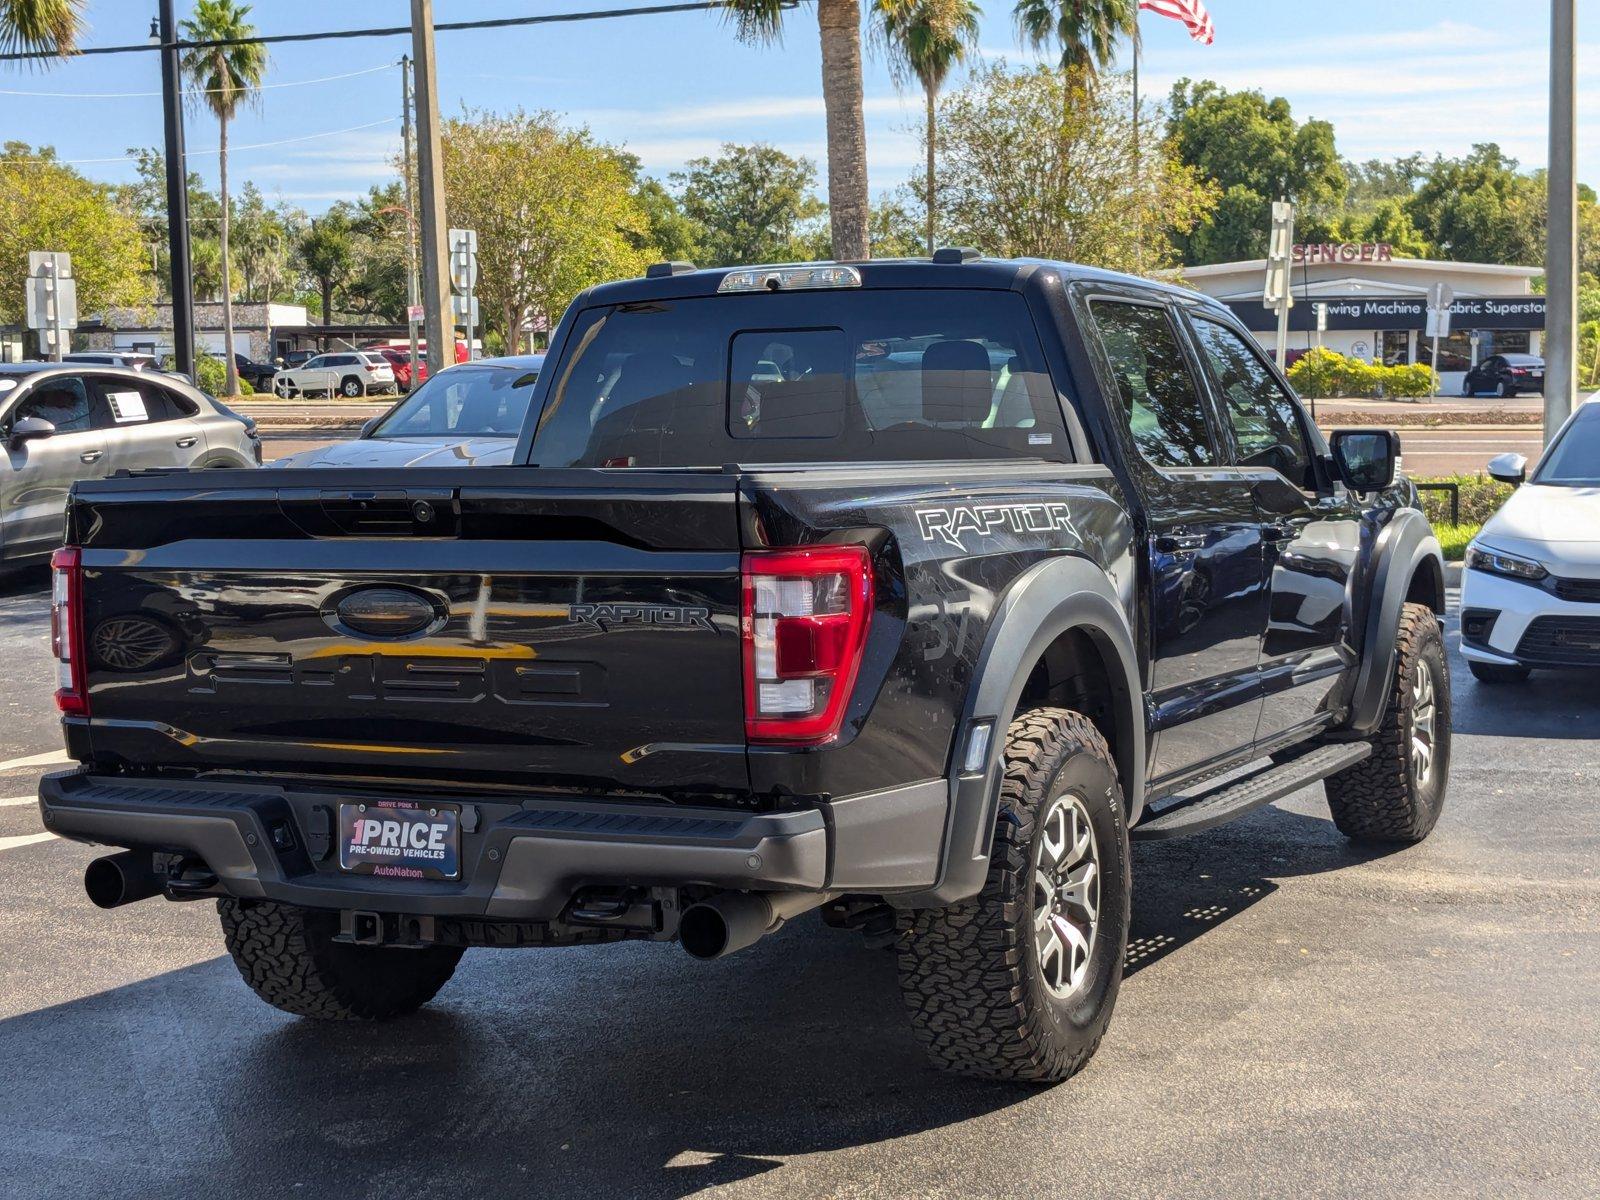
[1293,242,1396,265]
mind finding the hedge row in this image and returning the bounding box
[1288,348,1435,400]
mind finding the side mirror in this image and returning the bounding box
[1330,428,1400,492]
[360,417,381,438]
[1487,452,1528,487]
[8,416,56,448]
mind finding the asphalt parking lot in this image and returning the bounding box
[0,567,1596,1199]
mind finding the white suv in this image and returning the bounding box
[272,352,396,399]
[1460,398,1600,683]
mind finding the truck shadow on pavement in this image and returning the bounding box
[2,805,1401,1200]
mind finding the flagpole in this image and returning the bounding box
[1132,16,1142,272]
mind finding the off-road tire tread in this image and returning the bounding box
[897,707,1124,1083]
[218,898,462,1020]
[1325,602,1448,843]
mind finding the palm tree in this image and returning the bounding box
[181,0,267,397]
[724,0,871,261]
[0,0,84,58]
[1013,0,1137,79]
[876,0,981,255]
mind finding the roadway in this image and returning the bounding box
[1,568,1596,1198]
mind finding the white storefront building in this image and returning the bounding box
[1180,245,1545,394]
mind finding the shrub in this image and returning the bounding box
[162,351,251,397]
[1287,348,1437,399]
[1410,473,1514,527]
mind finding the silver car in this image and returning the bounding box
[0,363,261,566]
[272,355,543,468]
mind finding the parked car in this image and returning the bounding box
[62,352,159,372]
[371,346,425,393]
[271,351,396,399]
[1461,353,1545,397]
[1460,398,1600,683]
[232,353,277,392]
[40,255,1449,1085]
[0,362,259,566]
[272,355,543,468]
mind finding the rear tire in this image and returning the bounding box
[1499,380,1513,399]
[1325,603,1451,844]
[897,707,1129,1083]
[218,899,463,1020]
[340,376,363,398]
[1469,661,1530,685]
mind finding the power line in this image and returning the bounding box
[0,2,773,61]
[0,118,398,167]
[0,62,395,99]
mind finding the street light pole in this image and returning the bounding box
[410,0,452,377]
[399,55,421,382]
[1546,0,1578,443]
[158,0,195,379]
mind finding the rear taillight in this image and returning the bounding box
[51,547,88,716]
[742,545,873,744]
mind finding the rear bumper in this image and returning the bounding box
[38,771,947,919]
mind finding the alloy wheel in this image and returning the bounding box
[1410,659,1438,788]
[1033,791,1100,1000]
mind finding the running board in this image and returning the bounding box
[1132,742,1373,841]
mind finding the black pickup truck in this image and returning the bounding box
[39,255,1450,1083]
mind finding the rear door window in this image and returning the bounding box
[531,289,1071,467]
[1088,300,1215,469]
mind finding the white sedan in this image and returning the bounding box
[1459,398,1600,683]
[272,351,396,399]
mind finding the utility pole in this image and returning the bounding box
[1546,0,1578,443]
[158,0,195,379]
[400,55,421,382]
[410,0,451,377]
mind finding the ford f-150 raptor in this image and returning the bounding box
[39,253,1450,1082]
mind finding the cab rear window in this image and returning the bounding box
[529,289,1072,467]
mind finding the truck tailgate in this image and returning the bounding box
[69,469,748,797]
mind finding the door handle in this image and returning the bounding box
[176,436,198,448]
[79,450,102,464]
[1154,533,1207,554]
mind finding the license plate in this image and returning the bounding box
[339,801,460,880]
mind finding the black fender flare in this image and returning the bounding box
[895,554,1144,908]
[1343,508,1445,735]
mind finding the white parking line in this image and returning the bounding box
[0,832,54,852]
[0,796,38,808]
[0,749,70,772]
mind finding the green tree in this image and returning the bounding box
[926,63,1215,271]
[115,147,227,300]
[722,0,870,260]
[1012,0,1135,78]
[298,212,353,325]
[1407,145,1543,265]
[442,108,652,352]
[339,183,411,322]
[0,0,83,57]
[0,143,152,328]
[1165,79,1347,263]
[876,0,980,254]
[181,0,268,395]
[675,143,826,266]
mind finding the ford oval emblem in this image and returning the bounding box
[332,587,440,639]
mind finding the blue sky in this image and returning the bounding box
[2,1,1594,212]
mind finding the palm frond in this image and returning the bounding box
[0,0,86,61]
[721,0,789,46]
[180,0,268,120]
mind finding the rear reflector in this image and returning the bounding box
[742,545,873,744]
[51,547,88,716]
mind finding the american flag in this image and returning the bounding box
[1138,0,1215,45]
